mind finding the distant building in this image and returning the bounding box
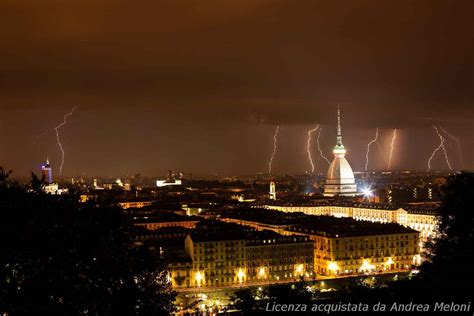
[42,183,68,195]
[386,185,440,204]
[41,157,52,184]
[156,170,183,187]
[39,157,67,194]
[156,179,182,187]
[324,107,357,197]
[287,223,419,276]
[132,212,200,230]
[269,180,276,200]
[118,201,153,209]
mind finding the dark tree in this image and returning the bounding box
[230,279,315,314]
[418,172,474,301]
[0,168,176,315]
[231,288,259,315]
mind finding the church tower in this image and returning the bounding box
[324,107,357,197]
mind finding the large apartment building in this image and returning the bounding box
[220,209,420,277]
[264,204,437,245]
[168,221,314,289]
[286,223,419,276]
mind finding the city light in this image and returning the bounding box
[328,261,339,272]
[295,264,305,276]
[360,260,375,272]
[258,267,266,278]
[362,188,372,197]
[413,254,422,266]
[237,268,245,283]
[384,257,395,269]
[194,271,204,287]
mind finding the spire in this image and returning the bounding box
[46,156,50,165]
[336,105,343,147]
[333,106,346,156]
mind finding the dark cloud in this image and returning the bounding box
[0,0,472,176]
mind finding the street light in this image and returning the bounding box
[362,188,372,197]
[328,261,339,273]
[237,268,245,284]
[195,271,204,287]
[295,264,305,276]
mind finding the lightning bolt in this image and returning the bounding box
[365,128,379,172]
[306,125,320,173]
[268,125,280,174]
[317,127,331,165]
[439,127,464,169]
[428,126,452,171]
[387,129,397,170]
[55,106,76,176]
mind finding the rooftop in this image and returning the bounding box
[132,212,200,223]
[188,220,310,244]
[221,208,418,238]
[260,200,439,215]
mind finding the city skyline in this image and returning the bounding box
[1,2,472,315]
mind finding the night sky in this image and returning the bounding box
[0,0,472,177]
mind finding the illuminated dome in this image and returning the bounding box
[327,156,355,182]
[324,108,357,197]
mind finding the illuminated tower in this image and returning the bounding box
[41,157,53,184]
[269,180,276,200]
[324,107,357,197]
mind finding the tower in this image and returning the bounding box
[323,107,357,197]
[269,180,276,200]
[41,157,53,184]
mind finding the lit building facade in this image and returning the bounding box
[264,204,438,245]
[324,108,357,197]
[134,218,200,230]
[220,216,420,277]
[287,226,419,276]
[245,235,314,282]
[118,201,153,209]
[168,232,314,289]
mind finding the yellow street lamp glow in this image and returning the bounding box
[328,261,339,272]
[295,264,304,276]
[413,254,421,266]
[195,271,204,286]
[258,267,266,278]
[237,268,245,283]
[360,259,375,271]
